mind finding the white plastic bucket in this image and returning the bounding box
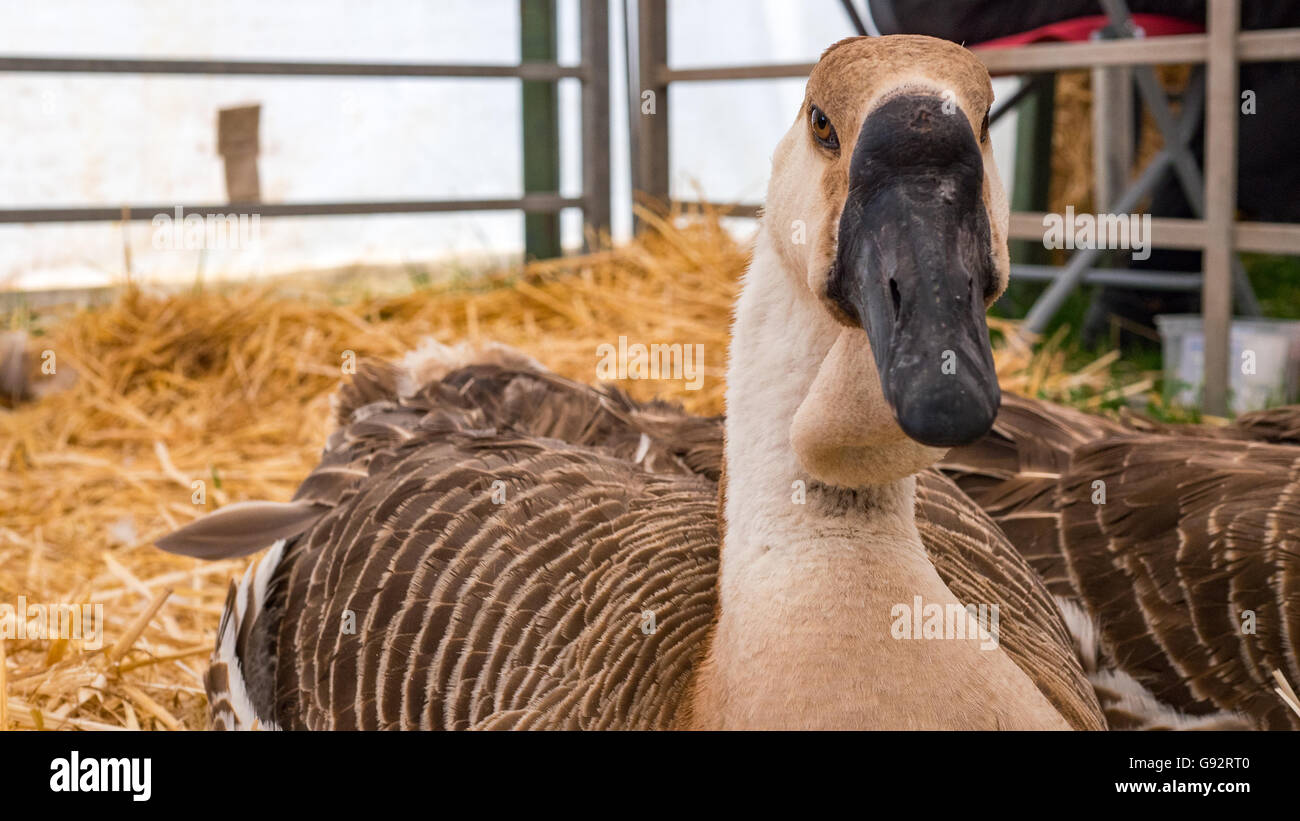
[1155,315,1300,414]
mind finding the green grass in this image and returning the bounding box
[993,252,1300,419]
[1244,253,1300,320]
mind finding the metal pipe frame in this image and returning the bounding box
[0,1,613,249]
[0,56,586,81]
[655,4,1298,412]
[654,28,1300,83]
[1019,61,1207,333]
[1011,264,1203,291]
[0,196,586,224]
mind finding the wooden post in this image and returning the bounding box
[581,0,611,248]
[633,0,669,228]
[1203,0,1239,415]
[521,0,561,260]
[217,104,261,202]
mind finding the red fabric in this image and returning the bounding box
[971,14,1204,50]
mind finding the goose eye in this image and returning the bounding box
[810,106,838,149]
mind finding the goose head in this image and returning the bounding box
[766,35,1010,487]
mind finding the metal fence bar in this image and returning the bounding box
[0,56,585,80]
[990,74,1050,126]
[622,0,642,205]
[1091,30,1132,219]
[661,63,816,82]
[839,0,868,37]
[1,3,615,251]
[980,26,1300,72]
[632,0,669,223]
[633,7,1298,412]
[0,196,585,224]
[1018,121,1184,333]
[652,27,1300,84]
[672,206,1300,257]
[522,0,562,259]
[581,0,612,243]
[1006,213,1300,256]
[677,202,761,219]
[1011,264,1204,291]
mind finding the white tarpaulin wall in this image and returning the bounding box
[0,0,1017,291]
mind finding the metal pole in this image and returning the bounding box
[1092,34,1132,218]
[581,0,611,248]
[1011,264,1204,291]
[0,196,585,224]
[1202,0,1239,415]
[623,0,642,201]
[521,0,562,260]
[1008,76,1055,268]
[0,55,585,80]
[838,0,868,36]
[1105,0,1260,316]
[1021,79,1202,335]
[990,73,1048,126]
[632,0,669,228]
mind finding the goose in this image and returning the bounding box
[1120,402,1300,446]
[1232,405,1300,444]
[942,393,1300,729]
[156,35,1106,730]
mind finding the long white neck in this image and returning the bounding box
[686,229,1070,730]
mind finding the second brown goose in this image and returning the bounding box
[942,394,1300,729]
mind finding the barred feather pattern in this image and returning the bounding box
[1236,406,1300,445]
[942,394,1300,730]
[192,361,1102,730]
[942,395,1126,598]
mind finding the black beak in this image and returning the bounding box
[827,93,1000,448]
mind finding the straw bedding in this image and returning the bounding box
[1049,66,1191,218]
[0,207,1138,730]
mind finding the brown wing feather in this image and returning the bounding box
[154,500,329,559]
[1058,437,1300,729]
[1236,405,1300,445]
[942,393,1127,597]
[941,392,1300,730]
[434,365,725,481]
[272,433,719,729]
[1117,403,1300,446]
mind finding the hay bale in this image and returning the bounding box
[1048,65,1194,219]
